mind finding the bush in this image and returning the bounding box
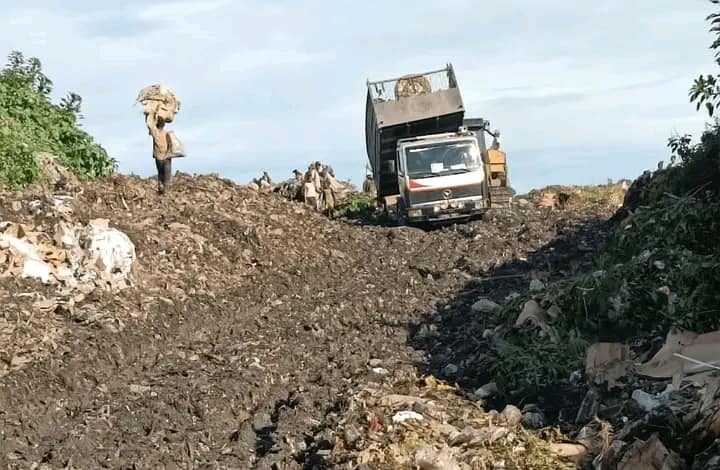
[490,1,720,392]
[0,51,116,187]
[333,194,377,220]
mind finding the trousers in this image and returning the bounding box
[155,157,172,192]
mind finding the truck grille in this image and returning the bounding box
[409,184,484,205]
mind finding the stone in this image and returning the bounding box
[471,298,500,314]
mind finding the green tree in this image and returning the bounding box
[0,50,116,187]
[690,0,720,117]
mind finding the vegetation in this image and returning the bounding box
[492,1,720,392]
[0,51,116,187]
[332,194,377,220]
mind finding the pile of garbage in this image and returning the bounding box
[326,375,577,469]
[249,163,359,206]
[0,217,135,292]
[519,183,630,211]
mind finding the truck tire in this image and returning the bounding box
[396,200,408,226]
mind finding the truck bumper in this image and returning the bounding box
[406,199,486,223]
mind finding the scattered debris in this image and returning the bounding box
[585,342,632,389]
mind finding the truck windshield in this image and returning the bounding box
[404,140,481,178]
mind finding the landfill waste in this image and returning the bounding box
[0,218,135,290]
[0,171,710,468]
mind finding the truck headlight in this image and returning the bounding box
[408,209,422,218]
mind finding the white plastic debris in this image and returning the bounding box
[22,258,53,284]
[392,411,424,423]
[84,220,135,277]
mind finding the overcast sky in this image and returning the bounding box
[2,1,716,192]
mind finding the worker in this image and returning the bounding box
[303,171,319,211]
[146,109,172,194]
[320,168,336,218]
[490,130,501,151]
[363,173,376,194]
[308,164,322,211]
[258,171,273,191]
[292,169,304,201]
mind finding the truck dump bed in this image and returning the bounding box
[365,64,465,199]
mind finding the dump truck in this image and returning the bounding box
[365,64,511,224]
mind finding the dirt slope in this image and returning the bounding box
[0,175,620,469]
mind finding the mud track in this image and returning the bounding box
[0,175,617,469]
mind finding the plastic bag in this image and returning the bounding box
[167,131,185,158]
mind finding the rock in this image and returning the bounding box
[129,384,151,394]
[368,358,383,367]
[585,342,631,389]
[501,405,523,427]
[529,279,545,291]
[632,389,667,412]
[549,443,587,463]
[343,424,362,448]
[252,412,273,432]
[517,198,530,207]
[575,388,601,424]
[443,363,459,377]
[415,445,461,470]
[473,382,498,399]
[471,298,500,314]
[371,367,389,375]
[521,408,546,429]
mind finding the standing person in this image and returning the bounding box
[309,163,322,211]
[490,129,501,151]
[320,168,336,218]
[363,173,376,195]
[292,169,304,201]
[303,171,318,211]
[146,109,172,194]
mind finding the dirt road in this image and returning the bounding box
[0,175,618,469]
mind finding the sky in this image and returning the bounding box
[1,1,717,193]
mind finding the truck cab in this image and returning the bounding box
[395,131,487,222]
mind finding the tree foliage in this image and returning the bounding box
[689,0,720,117]
[0,50,116,187]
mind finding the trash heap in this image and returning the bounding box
[249,164,359,206]
[0,218,135,292]
[326,375,576,469]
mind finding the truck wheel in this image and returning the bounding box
[396,200,408,226]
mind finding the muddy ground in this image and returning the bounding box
[0,175,620,469]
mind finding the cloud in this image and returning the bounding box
[0,0,715,193]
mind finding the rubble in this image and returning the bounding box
[0,218,135,291]
[585,342,632,389]
[0,173,688,468]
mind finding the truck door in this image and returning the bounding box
[396,147,408,200]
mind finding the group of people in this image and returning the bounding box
[297,162,337,217]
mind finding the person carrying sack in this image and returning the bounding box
[146,108,173,194]
[138,84,184,195]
